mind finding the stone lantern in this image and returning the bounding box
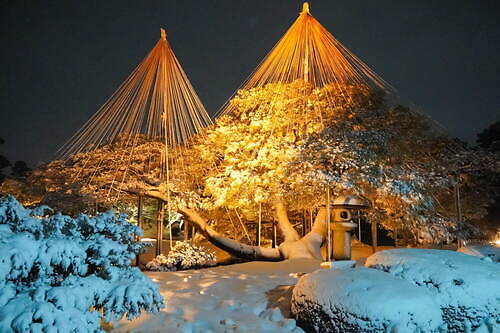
[330,195,370,260]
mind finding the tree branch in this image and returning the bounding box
[179,207,283,261]
[273,199,301,242]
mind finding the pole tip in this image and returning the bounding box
[160,28,166,40]
[302,2,310,14]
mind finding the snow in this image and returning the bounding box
[458,244,500,262]
[113,259,323,333]
[114,246,500,332]
[0,196,163,333]
[319,260,356,269]
[291,266,443,333]
[3,194,496,333]
[366,248,500,332]
[146,241,217,272]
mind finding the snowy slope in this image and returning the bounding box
[112,259,322,333]
[458,244,500,262]
[366,248,500,332]
[291,267,443,333]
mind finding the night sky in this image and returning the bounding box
[1,0,499,167]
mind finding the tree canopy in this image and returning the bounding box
[477,119,500,151]
[6,82,500,244]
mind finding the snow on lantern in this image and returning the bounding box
[323,195,370,266]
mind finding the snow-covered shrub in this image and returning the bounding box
[458,244,500,263]
[146,241,216,272]
[0,195,163,332]
[366,248,500,332]
[291,267,443,333]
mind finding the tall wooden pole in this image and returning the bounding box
[326,188,331,262]
[137,196,144,230]
[272,221,277,248]
[156,200,164,256]
[135,195,144,266]
[257,203,262,246]
[454,174,463,248]
[357,210,362,243]
[394,225,398,248]
[309,209,313,233]
[168,213,173,250]
[184,220,189,241]
[303,23,309,83]
[302,209,307,236]
[371,219,378,253]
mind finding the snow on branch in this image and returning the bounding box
[0,195,164,332]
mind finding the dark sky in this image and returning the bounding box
[1,0,499,167]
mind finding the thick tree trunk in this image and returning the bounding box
[130,187,327,261]
[278,208,326,260]
[273,200,301,242]
[180,206,328,261]
[180,208,282,261]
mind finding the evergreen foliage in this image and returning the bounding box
[477,119,500,151]
[146,241,216,272]
[0,138,10,184]
[0,196,164,332]
[5,82,499,244]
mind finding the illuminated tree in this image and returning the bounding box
[182,77,500,257]
[431,139,500,239]
[6,3,498,261]
[12,135,200,214]
[173,82,429,258]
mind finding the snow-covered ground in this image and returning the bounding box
[366,248,500,332]
[112,259,323,333]
[112,245,499,333]
[292,266,444,332]
[458,244,500,262]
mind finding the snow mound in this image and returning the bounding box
[366,248,500,332]
[0,195,163,333]
[458,244,500,262]
[291,267,443,333]
[145,241,217,271]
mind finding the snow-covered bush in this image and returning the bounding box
[458,244,500,263]
[146,241,216,272]
[0,195,163,332]
[366,248,500,332]
[291,267,443,333]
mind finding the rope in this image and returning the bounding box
[56,28,213,200]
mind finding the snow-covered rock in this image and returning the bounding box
[458,244,500,263]
[291,267,443,333]
[366,248,500,332]
[145,241,217,271]
[0,195,163,333]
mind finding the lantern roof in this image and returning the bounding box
[331,195,370,208]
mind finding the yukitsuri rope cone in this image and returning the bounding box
[55,29,213,253]
[57,28,212,199]
[214,2,393,259]
[218,2,393,118]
